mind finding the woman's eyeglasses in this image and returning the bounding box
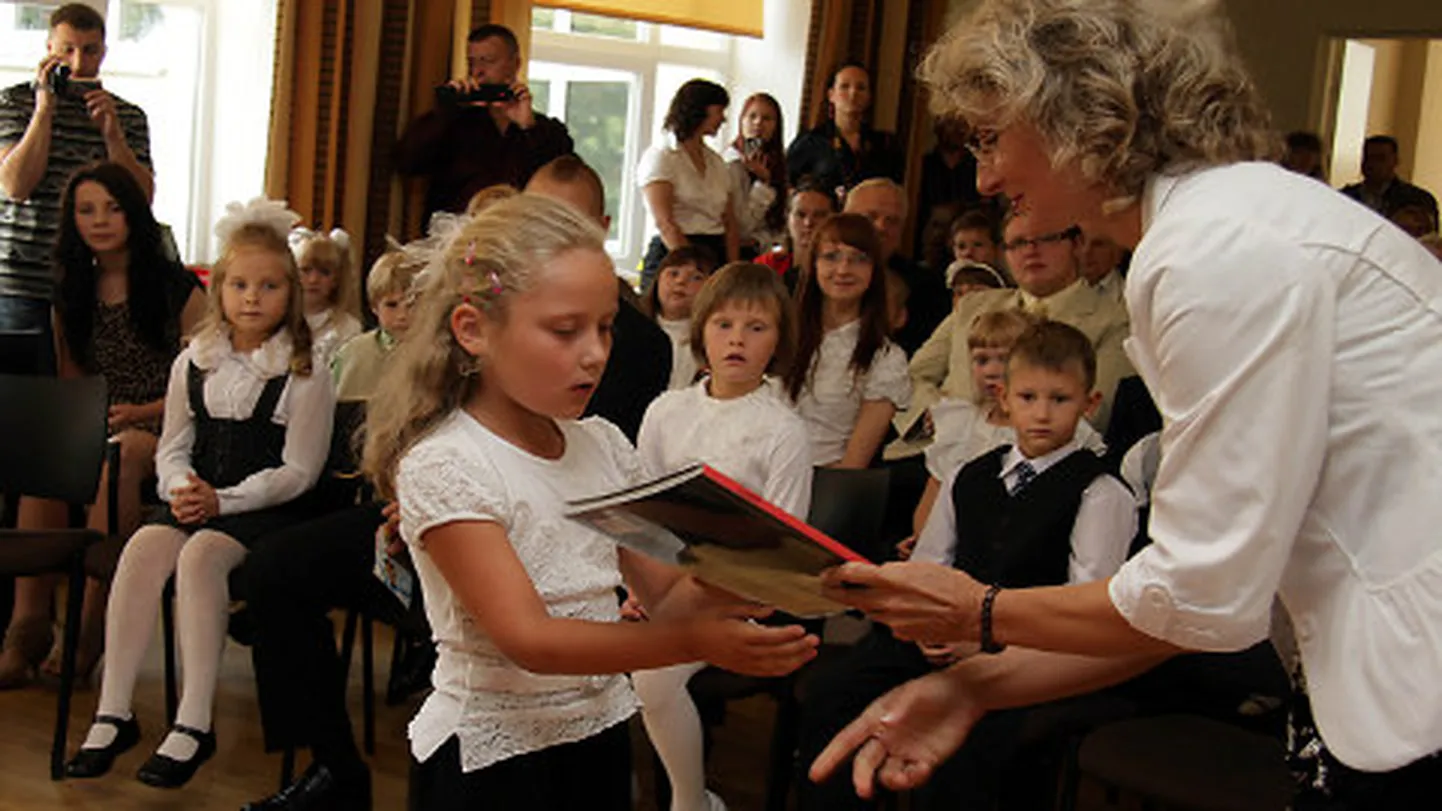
[1002,226,1082,252]
[963,127,1000,163]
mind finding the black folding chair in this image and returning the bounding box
[0,373,109,779]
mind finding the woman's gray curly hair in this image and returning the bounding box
[918,0,1280,206]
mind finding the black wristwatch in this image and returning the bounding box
[980,584,1005,654]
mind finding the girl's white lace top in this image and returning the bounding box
[396,411,644,771]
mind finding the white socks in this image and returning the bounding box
[634,661,714,811]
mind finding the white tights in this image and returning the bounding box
[634,661,714,811]
[82,525,247,760]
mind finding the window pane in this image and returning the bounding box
[570,12,639,40]
[531,7,555,30]
[15,5,48,31]
[658,25,727,51]
[119,2,165,42]
[565,81,630,238]
[530,79,551,117]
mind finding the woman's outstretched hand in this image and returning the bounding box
[809,666,985,798]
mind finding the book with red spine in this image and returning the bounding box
[566,463,868,617]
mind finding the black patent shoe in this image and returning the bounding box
[241,761,373,810]
[136,724,216,789]
[66,714,141,778]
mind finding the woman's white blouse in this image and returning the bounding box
[637,378,813,519]
[396,412,643,772]
[657,316,698,390]
[637,140,731,236]
[1109,162,1442,771]
[153,328,334,514]
[793,319,911,466]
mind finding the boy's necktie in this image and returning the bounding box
[1012,460,1037,494]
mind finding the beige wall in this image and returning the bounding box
[1413,42,1442,201]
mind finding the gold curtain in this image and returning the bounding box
[266,0,472,270]
[799,0,887,131]
[532,0,762,38]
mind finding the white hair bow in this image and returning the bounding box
[287,226,354,260]
[215,197,302,247]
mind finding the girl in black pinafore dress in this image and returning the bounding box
[65,201,337,790]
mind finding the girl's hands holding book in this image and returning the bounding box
[688,603,819,677]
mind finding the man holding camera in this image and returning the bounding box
[0,3,151,375]
[396,24,573,223]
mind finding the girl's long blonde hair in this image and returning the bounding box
[295,231,362,322]
[195,223,313,375]
[362,194,609,499]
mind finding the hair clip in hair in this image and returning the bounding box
[464,240,477,267]
[488,271,503,295]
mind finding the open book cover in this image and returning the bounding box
[566,464,868,618]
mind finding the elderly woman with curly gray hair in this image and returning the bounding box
[812,1,1442,807]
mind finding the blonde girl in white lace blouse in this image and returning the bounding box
[362,195,818,811]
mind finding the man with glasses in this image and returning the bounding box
[845,178,950,356]
[396,24,573,223]
[901,209,1131,440]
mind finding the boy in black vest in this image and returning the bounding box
[799,320,1136,811]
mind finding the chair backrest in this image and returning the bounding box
[808,466,890,562]
[326,399,368,477]
[0,374,108,503]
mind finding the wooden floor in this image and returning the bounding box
[0,618,786,811]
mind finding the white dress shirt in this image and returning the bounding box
[637,378,813,519]
[154,328,335,515]
[793,319,911,466]
[637,140,731,236]
[1108,162,1442,771]
[912,438,1135,585]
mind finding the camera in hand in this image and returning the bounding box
[47,64,101,99]
[435,82,516,107]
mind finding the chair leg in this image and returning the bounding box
[339,607,358,678]
[361,615,375,756]
[161,579,178,724]
[51,559,86,780]
[279,745,296,789]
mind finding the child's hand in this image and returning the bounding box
[689,604,819,677]
[895,535,917,561]
[620,594,649,622]
[380,501,404,556]
[918,641,975,667]
[169,474,219,525]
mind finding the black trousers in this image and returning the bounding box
[244,502,385,765]
[798,626,1101,811]
[408,723,632,811]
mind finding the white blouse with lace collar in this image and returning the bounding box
[153,326,335,515]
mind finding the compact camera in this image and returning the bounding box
[435,82,516,107]
[47,64,101,99]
